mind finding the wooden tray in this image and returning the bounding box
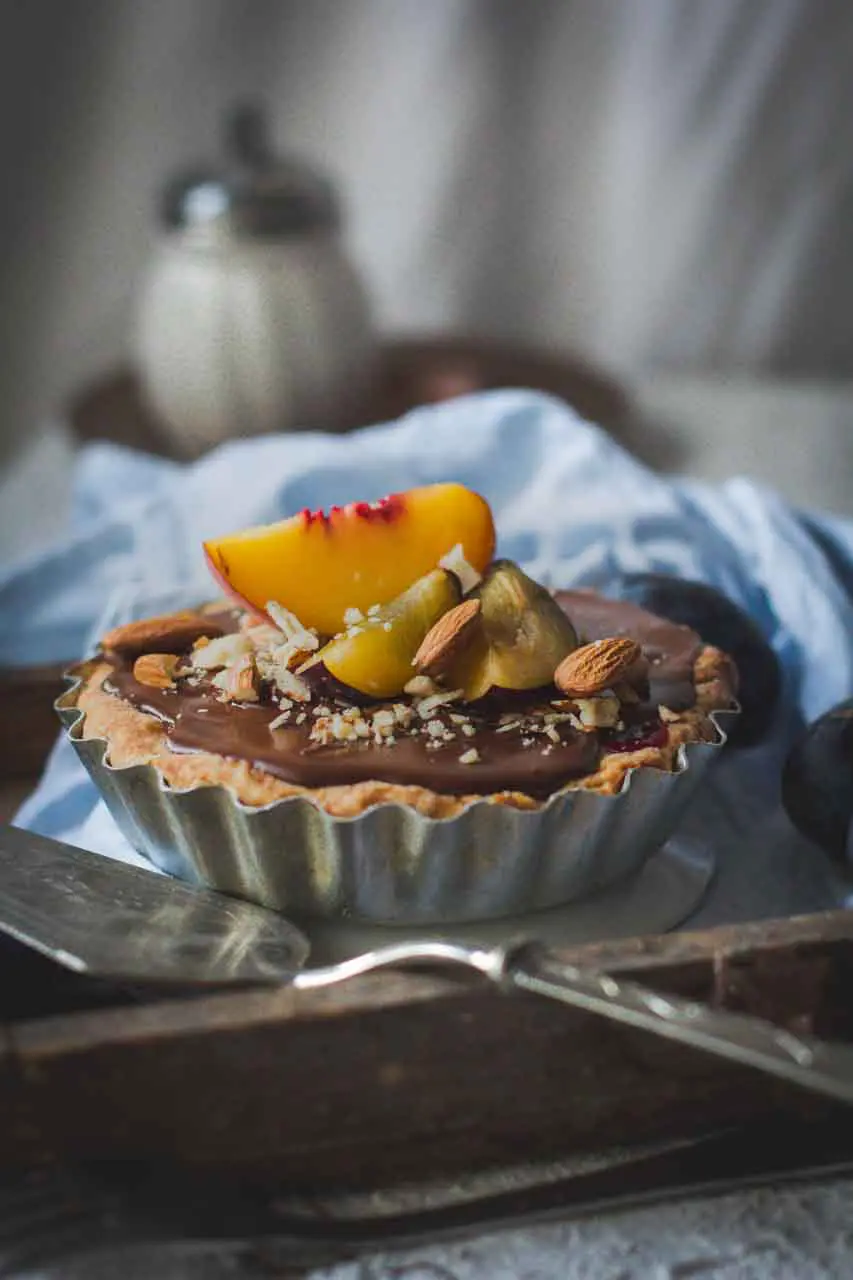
[3,908,853,1188]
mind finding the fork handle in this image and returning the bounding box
[503,941,853,1106]
[296,937,853,1107]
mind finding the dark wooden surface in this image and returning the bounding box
[3,909,852,1186]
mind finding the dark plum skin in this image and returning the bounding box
[605,573,782,746]
[783,699,853,863]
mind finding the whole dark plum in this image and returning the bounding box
[606,573,782,746]
[782,699,853,863]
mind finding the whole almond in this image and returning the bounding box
[102,611,225,658]
[414,599,482,679]
[554,636,642,696]
[132,653,180,689]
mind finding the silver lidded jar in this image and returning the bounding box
[135,103,374,458]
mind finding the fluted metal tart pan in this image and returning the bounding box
[57,669,737,924]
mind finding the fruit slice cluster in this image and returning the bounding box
[204,482,494,636]
[315,560,578,700]
[437,561,579,701]
[203,483,584,703]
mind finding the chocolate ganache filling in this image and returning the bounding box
[102,591,702,798]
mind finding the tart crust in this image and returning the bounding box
[72,644,737,818]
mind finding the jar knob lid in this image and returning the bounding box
[161,100,342,237]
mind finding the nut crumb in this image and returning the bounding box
[191,634,252,671]
[458,747,480,764]
[416,689,463,718]
[133,653,180,689]
[439,543,482,593]
[404,675,441,697]
[274,669,311,702]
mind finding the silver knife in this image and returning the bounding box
[3,824,853,1106]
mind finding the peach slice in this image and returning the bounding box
[203,483,495,636]
[318,569,461,698]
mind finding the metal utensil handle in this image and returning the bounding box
[295,939,853,1106]
[505,943,853,1106]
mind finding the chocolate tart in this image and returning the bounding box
[58,591,738,923]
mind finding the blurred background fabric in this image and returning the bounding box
[2,0,853,471]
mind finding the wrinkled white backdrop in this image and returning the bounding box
[2,0,853,468]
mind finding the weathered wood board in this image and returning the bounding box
[3,910,852,1187]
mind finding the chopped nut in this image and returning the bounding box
[343,607,365,626]
[133,653,179,689]
[310,716,335,745]
[496,720,523,733]
[191,634,253,670]
[575,694,621,730]
[439,543,482,594]
[544,724,562,744]
[659,705,681,723]
[461,723,477,737]
[393,703,415,728]
[268,710,291,731]
[416,689,463,718]
[265,601,319,649]
[330,713,357,741]
[458,747,480,764]
[371,709,396,735]
[425,719,446,738]
[404,675,442,697]
[242,622,284,652]
[278,697,293,712]
[212,653,259,702]
[367,604,381,617]
[273,668,311,702]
